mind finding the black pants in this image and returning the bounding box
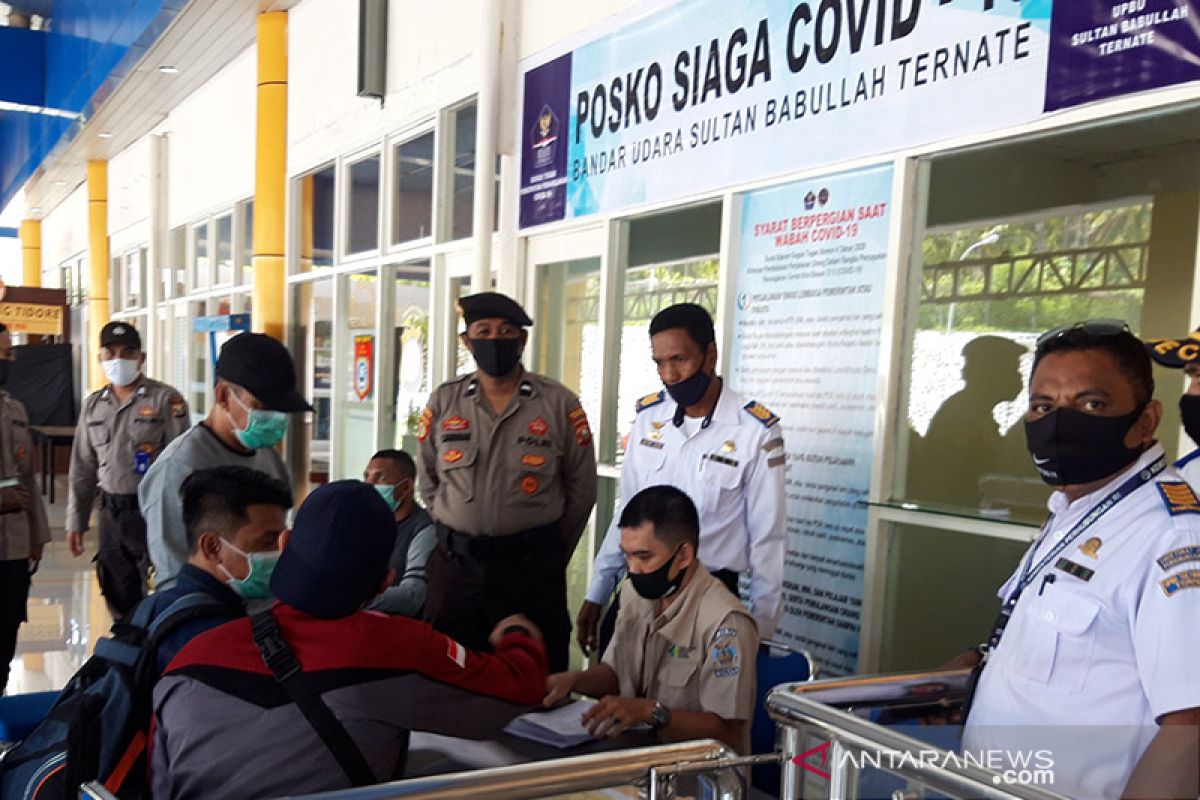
[97,498,150,622]
[0,559,31,695]
[423,527,571,673]
[597,568,740,658]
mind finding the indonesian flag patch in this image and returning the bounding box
[446,637,468,668]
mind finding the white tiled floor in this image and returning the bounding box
[6,475,108,695]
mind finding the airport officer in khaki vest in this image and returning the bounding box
[66,321,189,620]
[418,292,597,672]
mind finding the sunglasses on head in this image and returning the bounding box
[1035,319,1132,351]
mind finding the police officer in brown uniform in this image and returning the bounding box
[0,323,51,694]
[66,322,189,620]
[419,292,597,672]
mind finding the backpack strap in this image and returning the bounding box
[249,609,376,787]
[146,592,241,645]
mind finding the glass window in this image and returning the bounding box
[215,213,234,286]
[449,104,500,240]
[899,200,1153,525]
[238,200,254,286]
[338,272,379,477]
[878,523,1028,672]
[392,132,434,245]
[391,266,432,450]
[535,258,603,670]
[191,223,210,290]
[110,257,122,309]
[168,226,186,298]
[123,249,145,309]
[291,279,334,488]
[453,277,475,376]
[296,165,336,271]
[347,155,381,255]
[190,300,208,415]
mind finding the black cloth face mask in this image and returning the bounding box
[469,337,523,377]
[1024,405,1146,486]
[629,544,685,601]
[665,368,711,409]
[0,360,10,386]
[1180,395,1200,447]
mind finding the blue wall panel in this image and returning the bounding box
[0,28,46,107]
[0,0,183,213]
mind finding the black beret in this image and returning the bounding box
[458,292,533,327]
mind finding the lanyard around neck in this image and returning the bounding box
[986,455,1165,650]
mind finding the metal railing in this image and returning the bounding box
[766,670,1069,800]
[287,739,767,800]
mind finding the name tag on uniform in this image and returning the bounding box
[704,453,739,468]
[639,438,664,450]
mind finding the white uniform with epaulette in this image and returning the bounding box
[585,384,786,637]
[1174,448,1200,488]
[965,444,1200,798]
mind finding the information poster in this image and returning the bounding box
[729,164,894,675]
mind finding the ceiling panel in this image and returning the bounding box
[22,0,297,216]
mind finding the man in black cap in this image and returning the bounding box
[151,480,547,798]
[66,321,189,619]
[1146,329,1200,486]
[140,332,311,590]
[418,291,597,672]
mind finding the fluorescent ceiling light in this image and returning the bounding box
[157,65,179,75]
[97,132,114,139]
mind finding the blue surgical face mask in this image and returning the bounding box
[229,388,288,449]
[218,539,280,601]
[374,482,399,512]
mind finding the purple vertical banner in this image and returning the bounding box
[519,53,572,228]
[1045,1,1200,112]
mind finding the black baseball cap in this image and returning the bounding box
[458,292,533,327]
[215,333,313,412]
[100,321,141,350]
[269,480,397,619]
[1146,330,1200,369]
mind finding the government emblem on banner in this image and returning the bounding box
[354,335,374,402]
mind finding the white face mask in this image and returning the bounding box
[101,358,141,387]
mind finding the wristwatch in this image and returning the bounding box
[649,701,671,731]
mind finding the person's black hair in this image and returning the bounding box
[181,466,294,553]
[618,485,700,549]
[0,323,8,333]
[1033,328,1154,406]
[370,449,416,480]
[648,303,715,350]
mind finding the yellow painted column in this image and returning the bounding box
[19,219,41,287]
[87,161,110,390]
[252,11,288,342]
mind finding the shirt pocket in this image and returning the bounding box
[87,421,110,450]
[698,452,743,514]
[514,447,559,503]
[1011,591,1102,693]
[10,421,32,477]
[656,652,701,709]
[437,441,478,500]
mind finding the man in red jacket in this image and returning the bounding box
[151,480,546,799]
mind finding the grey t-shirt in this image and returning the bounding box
[140,423,290,589]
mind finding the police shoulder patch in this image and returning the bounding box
[1158,482,1200,515]
[743,401,780,429]
[636,390,665,413]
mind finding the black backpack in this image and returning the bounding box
[0,593,239,799]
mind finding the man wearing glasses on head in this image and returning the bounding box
[962,320,1200,799]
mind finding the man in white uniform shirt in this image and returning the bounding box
[963,320,1200,799]
[1145,329,1200,486]
[576,303,786,652]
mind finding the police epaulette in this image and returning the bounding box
[1158,481,1200,516]
[636,391,665,413]
[743,401,780,428]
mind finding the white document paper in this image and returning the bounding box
[503,699,597,748]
